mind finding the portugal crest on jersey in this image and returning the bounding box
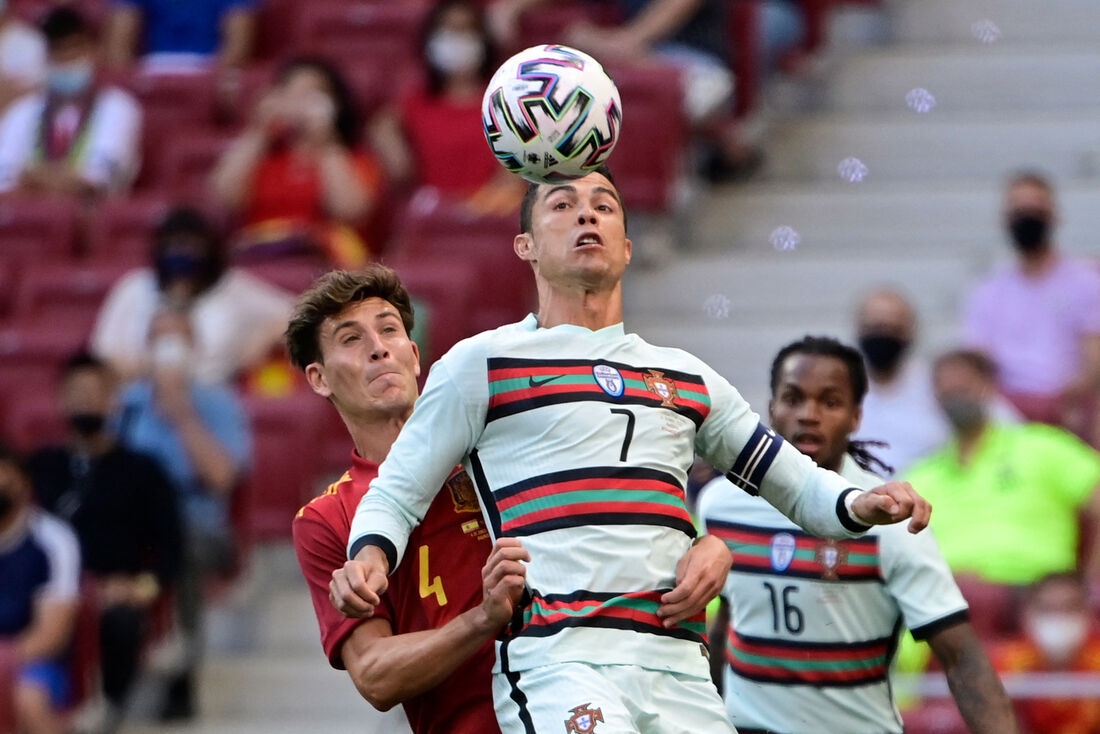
[770,532,796,572]
[815,539,848,580]
[564,703,604,733]
[643,369,679,407]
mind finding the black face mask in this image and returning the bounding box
[1008,212,1050,255]
[68,413,106,437]
[0,491,14,522]
[859,334,910,374]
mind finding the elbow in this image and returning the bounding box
[348,660,400,712]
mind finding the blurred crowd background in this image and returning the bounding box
[1,1,1100,733]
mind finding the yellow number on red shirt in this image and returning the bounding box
[418,544,448,606]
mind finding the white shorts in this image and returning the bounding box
[493,661,737,734]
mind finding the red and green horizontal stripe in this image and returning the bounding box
[707,521,881,582]
[495,466,696,538]
[726,628,892,687]
[485,358,711,426]
[514,589,707,644]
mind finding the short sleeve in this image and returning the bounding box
[0,94,41,192]
[90,268,156,367]
[293,509,390,669]
[880,525,968,640]
[81,89,142,192]
[1034,426,1100,508]
[35,514,81,602]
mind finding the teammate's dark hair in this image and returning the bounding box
[932,349,998,382]
[151,206,226,294]
[421,1,497,96]
[769,335,894,477]
[40,6,91,46]
[1006,169,1054,197]
[275,56,361,149]
[285,265,415,370]
[519,164,626,235]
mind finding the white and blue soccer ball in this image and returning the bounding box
[481,44,622,184]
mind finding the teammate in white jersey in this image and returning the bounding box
[699,336,1018,734]
[334,168,931,734]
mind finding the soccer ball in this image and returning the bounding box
[481,44,622,184]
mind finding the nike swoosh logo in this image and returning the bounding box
[528,374,567,388]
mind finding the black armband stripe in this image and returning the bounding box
[348,534,397,574]
[836,488,872,533]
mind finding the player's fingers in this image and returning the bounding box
[484,560,528,593]
[329,576,374,617]
[345,568,385,608]
[906,486,932,534]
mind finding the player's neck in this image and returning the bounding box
[536,282,624,331]
[347,412,409,464]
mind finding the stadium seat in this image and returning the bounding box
[954,576,1023,640]
[603,62,687,212]
[241,392,336,539]
[902,700,969,734]
[241,257,331,294]
[67,580,102,711]
[127,70,218,129]
[0,196,81,265]
[3,392,66,454]
[12,260,132,333]
[155,129,235,200]
[382,255,480,366]
[291,1,431,77]
[84,195,172,264]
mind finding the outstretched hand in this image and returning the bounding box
[658,535,731,627]
[851,481,931,534]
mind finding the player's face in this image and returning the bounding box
[769,354,861,472]
[307,297,420,421]
[516,172,632,292]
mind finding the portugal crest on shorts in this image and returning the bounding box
[815,539,848,580]
[643,369,679,407]
[564,703,604,733]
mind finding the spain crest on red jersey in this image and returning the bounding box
[564,703,604,733]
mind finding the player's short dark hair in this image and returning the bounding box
[519,164,627,235]
[769,335,894,477]
[933,349,998,382]
[1006,169,1054,196]
[285,265,415,370]
[41,6,92,46]
[769,335,869,405]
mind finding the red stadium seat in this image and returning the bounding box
[603,62,687,212]
[155,130,235,200]
[3,392,66,453]
[0,320,86,446]
[12,260,132,332]
[382,255,480,367]
[954,576,1023,641]
[0,196,81,265]
[241,257,331,295]
[126,70,218,129]
[291,1,431,77]
[84,195,172,264]
[902,700,969,734]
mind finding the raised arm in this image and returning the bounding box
[927,622,1020,734]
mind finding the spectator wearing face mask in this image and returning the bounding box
[27,352,181,732]
[993,573,1100,734]
[369,0,523,215]
[113,307,251,721]
[905,350,1100,589]
[0,6,140,196]
[91,206,294,386]
[963,171,1100,444]
[210,56,383,267]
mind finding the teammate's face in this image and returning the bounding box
[769,354,861,472]
[307,298,420,421]
[515,172,632,292]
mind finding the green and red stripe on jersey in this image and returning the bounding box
[726,628,894,687]
[494,466,697,538]
[512,589,707,644]
[486,357,711,427]
[706,520,881,582]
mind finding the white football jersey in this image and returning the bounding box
[350,315,869,676]
[698,455,968,734]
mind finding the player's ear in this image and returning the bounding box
[624,236,632,265]
[514,232,535,262]
[304,362,332,399]
[411,341,421,378]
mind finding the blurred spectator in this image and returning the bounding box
[90,206,294,385]
[28,353,182,731]
[963,171,1100,444]
[370,0,523,215]
[0,6,141,196]
[905,350,1100,587]
[210,57,383,267]
[993,573,1100,734]
[103,0,255,74]
[0,2,46,111]
[113,308,250,720]
[853,288,1020,474]
[0,442,81,734]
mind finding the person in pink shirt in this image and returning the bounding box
[963,171,1100,444]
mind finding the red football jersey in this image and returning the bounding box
[293,451,499,734]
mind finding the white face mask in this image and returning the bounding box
[47,58,93,97]
[426,30,485,75]
[1028,613,1089,666]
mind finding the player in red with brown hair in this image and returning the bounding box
[287,265,529,732]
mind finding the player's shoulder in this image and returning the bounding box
[628,334,713,373]
[295,470,360,524]
[439,316,534,365]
